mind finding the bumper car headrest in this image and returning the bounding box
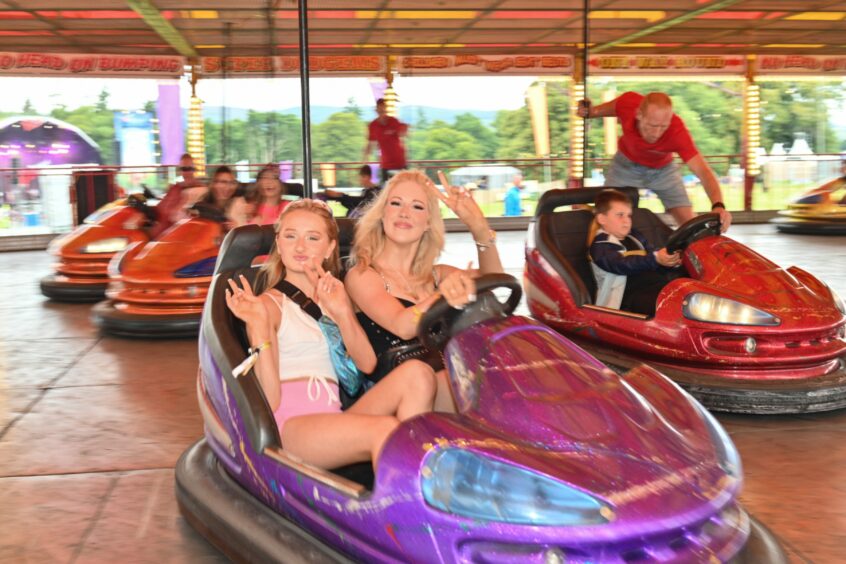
[535,187,640,217]
[214,224,276,275]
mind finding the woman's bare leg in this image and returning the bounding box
[347,359,437,420]
[434,369,456,413]
[281,413,399,469]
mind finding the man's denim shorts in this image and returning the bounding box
[605,152,691,209]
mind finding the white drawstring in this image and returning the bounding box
[307,374,340,405]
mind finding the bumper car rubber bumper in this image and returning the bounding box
[176,439,786,564]
[91,300,200,339]
[771,217,846,235]
[176,440,353,564]
[586,344,846,415]
[40,275,107,302]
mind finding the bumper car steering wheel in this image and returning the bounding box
[418,273,522,350]
[665,212,722,254]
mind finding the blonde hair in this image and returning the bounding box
[349,169,445,279]
[254,199,340,294]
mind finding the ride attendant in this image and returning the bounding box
[578,91,732,232]
[363,98,409,184]
[151,152,206,237]
[225,199,437,469]
[589,189,683,316]
[323,164,383,219]
[346,170,503,412]
[250,164,290,226]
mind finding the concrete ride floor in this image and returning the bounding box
[0,224,844,563]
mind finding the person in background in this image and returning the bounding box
[588,189,683,316]
[363,98,409,183]
[251,164,289,226]
[578,91,732,231]
[194,165,251,230]
[503,174,524,217]
[151,153,206,237]
[323,164,383,219]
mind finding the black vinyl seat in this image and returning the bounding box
[533,187,672,306]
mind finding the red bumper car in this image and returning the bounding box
[40,194,154,302]
[525,188,846,414]
[92,204,226,338]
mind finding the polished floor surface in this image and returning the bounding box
[1,224,844,563]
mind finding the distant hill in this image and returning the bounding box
[202,105,500,127]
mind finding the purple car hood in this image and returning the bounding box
[441,316,737,526]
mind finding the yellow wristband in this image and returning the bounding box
[250,341,271,355]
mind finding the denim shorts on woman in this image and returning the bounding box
[604,152,691,210]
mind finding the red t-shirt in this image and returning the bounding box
[369,116,407,169]
[615,91,699,168]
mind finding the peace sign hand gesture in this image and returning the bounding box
[225,275,266,326]
[433,170,490,238]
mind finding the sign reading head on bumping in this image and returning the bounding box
[0,52,185,78]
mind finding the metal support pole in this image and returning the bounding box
[297,0,313,197]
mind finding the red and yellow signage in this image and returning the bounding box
[400,54,573,75]
[200,55,385,76]
[588,54,746,75]
[0,52,185,78]
[756,55,846,74]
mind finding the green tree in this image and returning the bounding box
[417,126,481,161]
[494,107,535,160]
[312,111,366,185]
[759,81,841,154]
[51,104,115,164]
[96,88,109,111]
[453,113,498,159]
[344,97,362,118]
[22,98,35,113]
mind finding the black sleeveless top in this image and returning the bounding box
[356,269,443,381]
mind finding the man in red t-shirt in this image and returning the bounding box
[579,92,731,231]
[363,98,409,183]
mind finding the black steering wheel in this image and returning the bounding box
[665,212,722,254]
[126,193,158,223]
[418,273,523,350]
[189,201,228,223]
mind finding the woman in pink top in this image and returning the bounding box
[225,199,438,469]
[250,165,290,225]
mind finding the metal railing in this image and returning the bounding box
[1,153,841,238]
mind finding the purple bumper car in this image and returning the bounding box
[176,224,785,563]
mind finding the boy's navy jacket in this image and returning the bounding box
[589,228,657,276]
[589,227,658,309]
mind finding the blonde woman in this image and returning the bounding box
[346,170,504,411]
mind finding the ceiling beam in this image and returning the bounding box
[591,0,744,54]
[126,0,197,57]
